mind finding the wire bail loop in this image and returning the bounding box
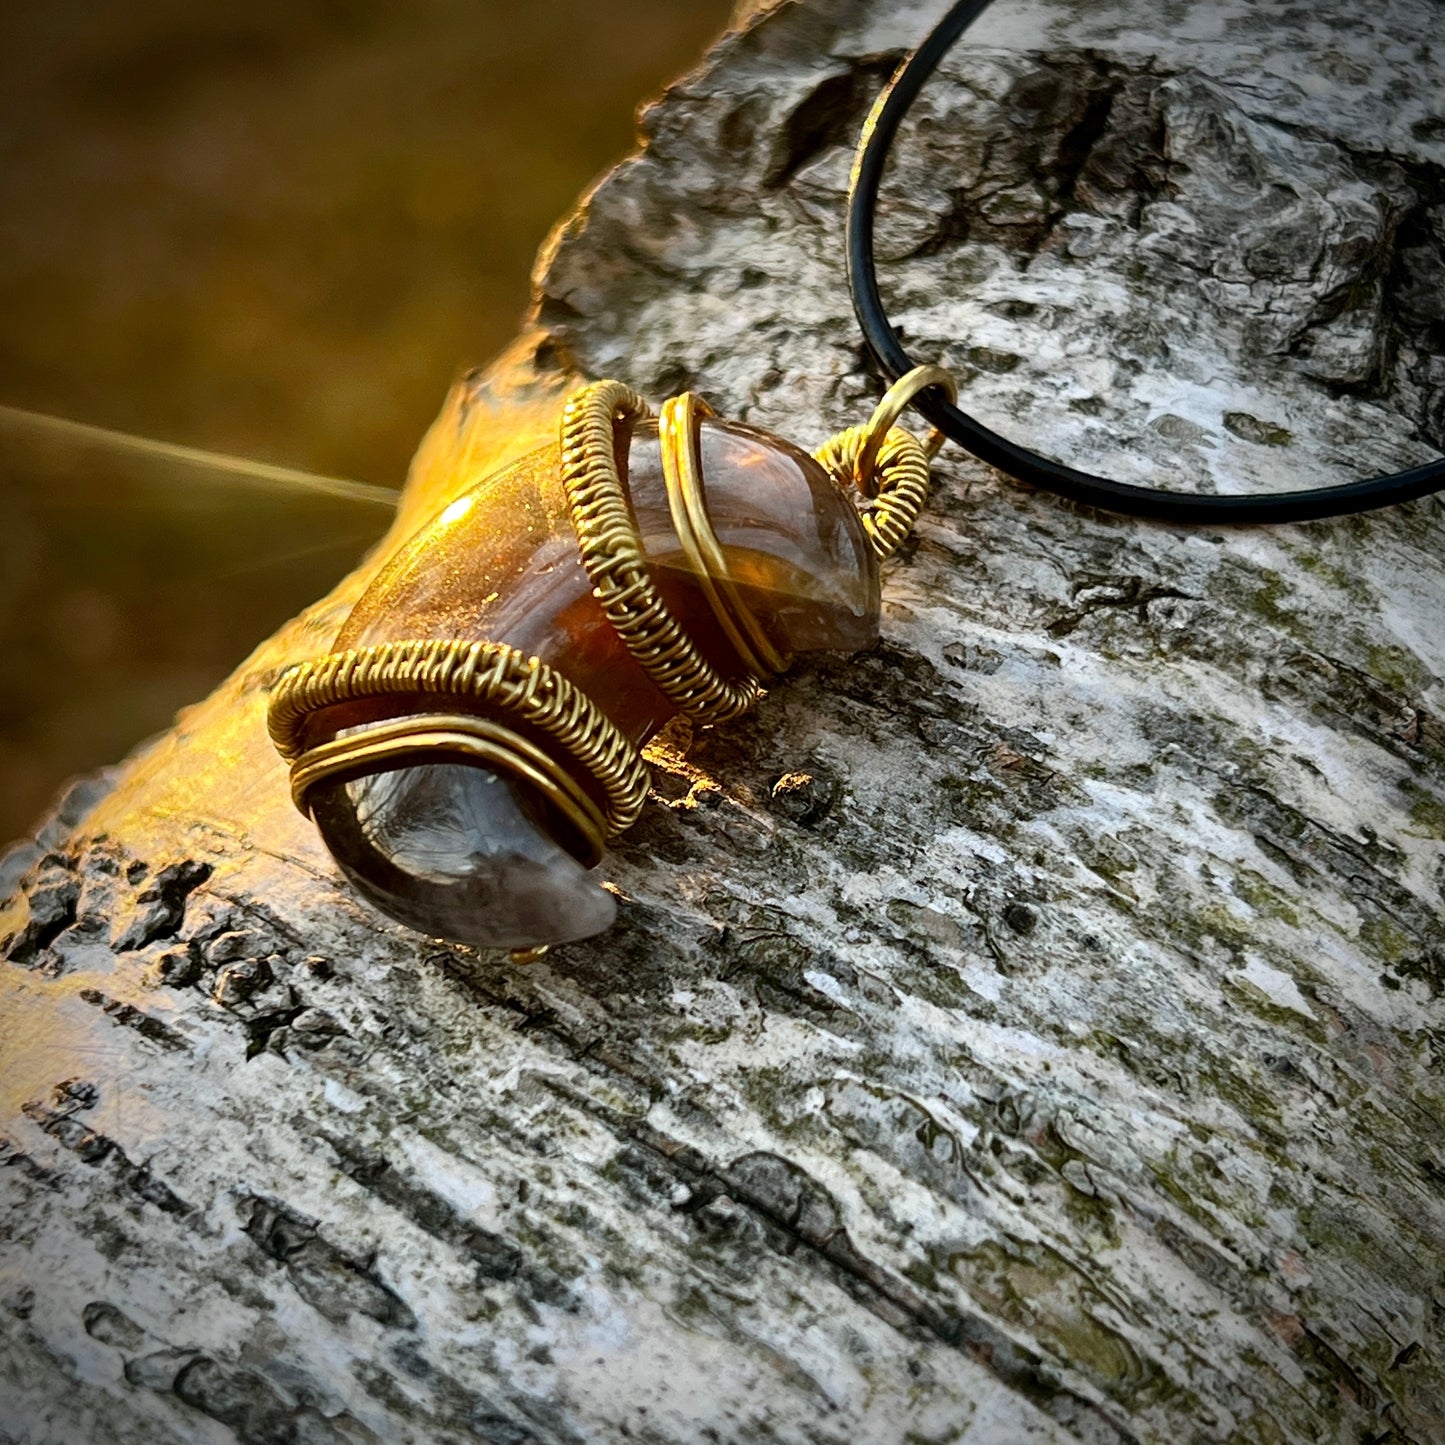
[813,364,955,560]
[852,364,956,499]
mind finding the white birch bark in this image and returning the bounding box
[3,2,1444,1441]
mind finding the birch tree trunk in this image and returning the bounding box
[3,1,1444,1441]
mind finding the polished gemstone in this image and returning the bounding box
[307,411,882,950]
[627,418,880,663]
[309,763,616,950]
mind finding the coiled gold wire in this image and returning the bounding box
[814,423,932,560]
[560,380,763,724]
[267,637,649,839]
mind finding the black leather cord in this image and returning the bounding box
[845,0,1445,523]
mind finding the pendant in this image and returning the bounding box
[267,368,953,953]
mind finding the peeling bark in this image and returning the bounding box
[3,2,1445,1442]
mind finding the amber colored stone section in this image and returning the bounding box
[626,418,880,668]
[309,414,881,949]
[332,418,880,739]
[335,439,675,740]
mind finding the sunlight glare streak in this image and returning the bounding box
[0,404,400,509]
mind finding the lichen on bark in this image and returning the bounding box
[3,2,1444,1442]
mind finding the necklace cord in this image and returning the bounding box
[845,0,1445,524]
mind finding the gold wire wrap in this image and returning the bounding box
[288,714,608,866]
[814,423,933,560]
[850,365,956,498]
[270,375,937,859]
[560,380,764,724]
[267,638,649,838]
[659,392,786,681]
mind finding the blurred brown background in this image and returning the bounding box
[0,0,733,844]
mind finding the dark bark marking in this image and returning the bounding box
[764,55,903,191]
[123,1346,201,1392]
[1046,574,1195,637]
[0,1134,58,1189]
[239,1193,416,1330]
[920,56,1168,257]
[109,859,213,953]
[21,1099,113,1165]
[718,1146,1138,1442]
[149,942,202,988]
[718,925,859,1025]
[20,1087,192,1216]
[207,927,281,965]
[353,1354,551,1445]
[0,858,79,968]
[81,1301,145,1350]
[252,1005,347,1060]
[317,1130,524,1287]
[2,1284,36,1320]
[3,846,212,973]
[1388,949,1445,1000]
[1356,159,1445,449]
[125,1160,191,1217]
[1212,782,1436,939]
[1272,651,1445,779]
[391,1335,569,1445]
[47,1077,99,1114]
[540,1078,1140,1445]
[76,989,189,1051]
[170,1354,370,1445]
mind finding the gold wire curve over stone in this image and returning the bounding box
[814,423,933,561]
[267,638,649,838]
[659,392,786,682]
[288,713,609,865]
[560,380,763,724]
